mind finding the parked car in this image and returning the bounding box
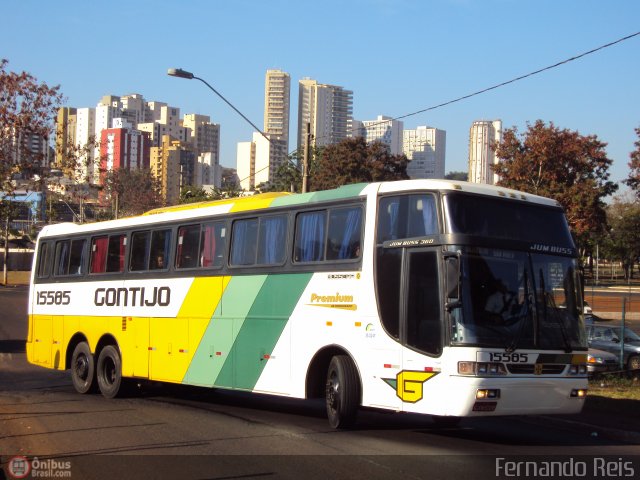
[587,348,619,375]
[586,324,640,370]
[584,313,609,325]
[583,301,593,314]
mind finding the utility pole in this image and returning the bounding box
[3,208,9,286]
[302,122,311,193]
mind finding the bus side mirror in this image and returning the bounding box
[445,254,461,312]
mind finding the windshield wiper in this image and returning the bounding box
[539,268,573,353]
[506,269,532,353]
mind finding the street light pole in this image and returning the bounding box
[167,68,270,143]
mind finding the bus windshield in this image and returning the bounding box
[444,192,574,248]
[450,247,587,351]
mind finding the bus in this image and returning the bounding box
[26,180,588,428]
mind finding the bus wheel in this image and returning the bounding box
[325,355,360,429]
[96,345,122,399]
[71,342,96,394]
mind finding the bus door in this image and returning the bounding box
[400,248,443,410]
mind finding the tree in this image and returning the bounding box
[624,126,640,198]
[445,171,467,181]
[1,59,63,283]
[311,137,409,191]
[492,120,617,248]
[180,185,213,204]
[102,168,163,218]
[257,148,321,193]
[0,59,63,193]
[601,197,640,280]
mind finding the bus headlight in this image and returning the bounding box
[568,364,587,375]
[458,361,507,376]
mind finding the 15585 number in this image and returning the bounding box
[36,290,71,305]
[489,352,529,363]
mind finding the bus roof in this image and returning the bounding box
[37,180,559,238]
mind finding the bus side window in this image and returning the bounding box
[230,218,259,266]
[176,225,200,269]
[327,207,362,260]
[294,211,326,262]
[200,222,226,268]
[55,239,86,276]
[90,236,109,273]
[150,229,171,270]
[106,234,126,273]
[130,231,150,271]
[37,242,50,278]
[257,215,287,265]
[377,195,438,242]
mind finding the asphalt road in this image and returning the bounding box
[1,286,639,480]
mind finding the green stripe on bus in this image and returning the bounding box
[269,183,367,208]
[217,273,312,390]
[182,275,268,387]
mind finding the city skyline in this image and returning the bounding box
[2,1,639,189]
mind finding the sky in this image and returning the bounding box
[2,0,639,190]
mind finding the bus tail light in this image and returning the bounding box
[571,389,587,398]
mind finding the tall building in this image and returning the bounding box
[120,93,147,124]
[195,152,222,188]
[55,107,77,167]
[74,107,96,183]
[100,122,151,184]
[237,132,287,191]
[150,135,196,205]
[138,103,189,147]
[403,126,446,179]
[182,114,220,160]
[264,69,291,146]
[360,115,404,155]
[468,120,502,185]
[297,78,353,153]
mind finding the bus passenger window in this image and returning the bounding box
[130,231,150,271]
[37,243,50,278]
[377,195,438,242]
[106,235,126,273]
[90,234,126,274]
[294,211,326,262]
[150,229,171,270]
[230,218,259,266]
[257,216,287,265]
[90,236,109,273]
[55,239,86,276]
[200,222,226,268]
[327,207,362,260]
[176,225,200,269]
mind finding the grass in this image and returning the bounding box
[588,374,640,401]
[582,374,640,427]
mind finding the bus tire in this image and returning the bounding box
[96,345,122,399]
[71,342,96,394]
[325,355,360,429]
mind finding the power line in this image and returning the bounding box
[241,30,640,187]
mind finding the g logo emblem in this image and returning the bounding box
[383,370,439,403]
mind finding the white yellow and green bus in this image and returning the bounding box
[26,180,588,428]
